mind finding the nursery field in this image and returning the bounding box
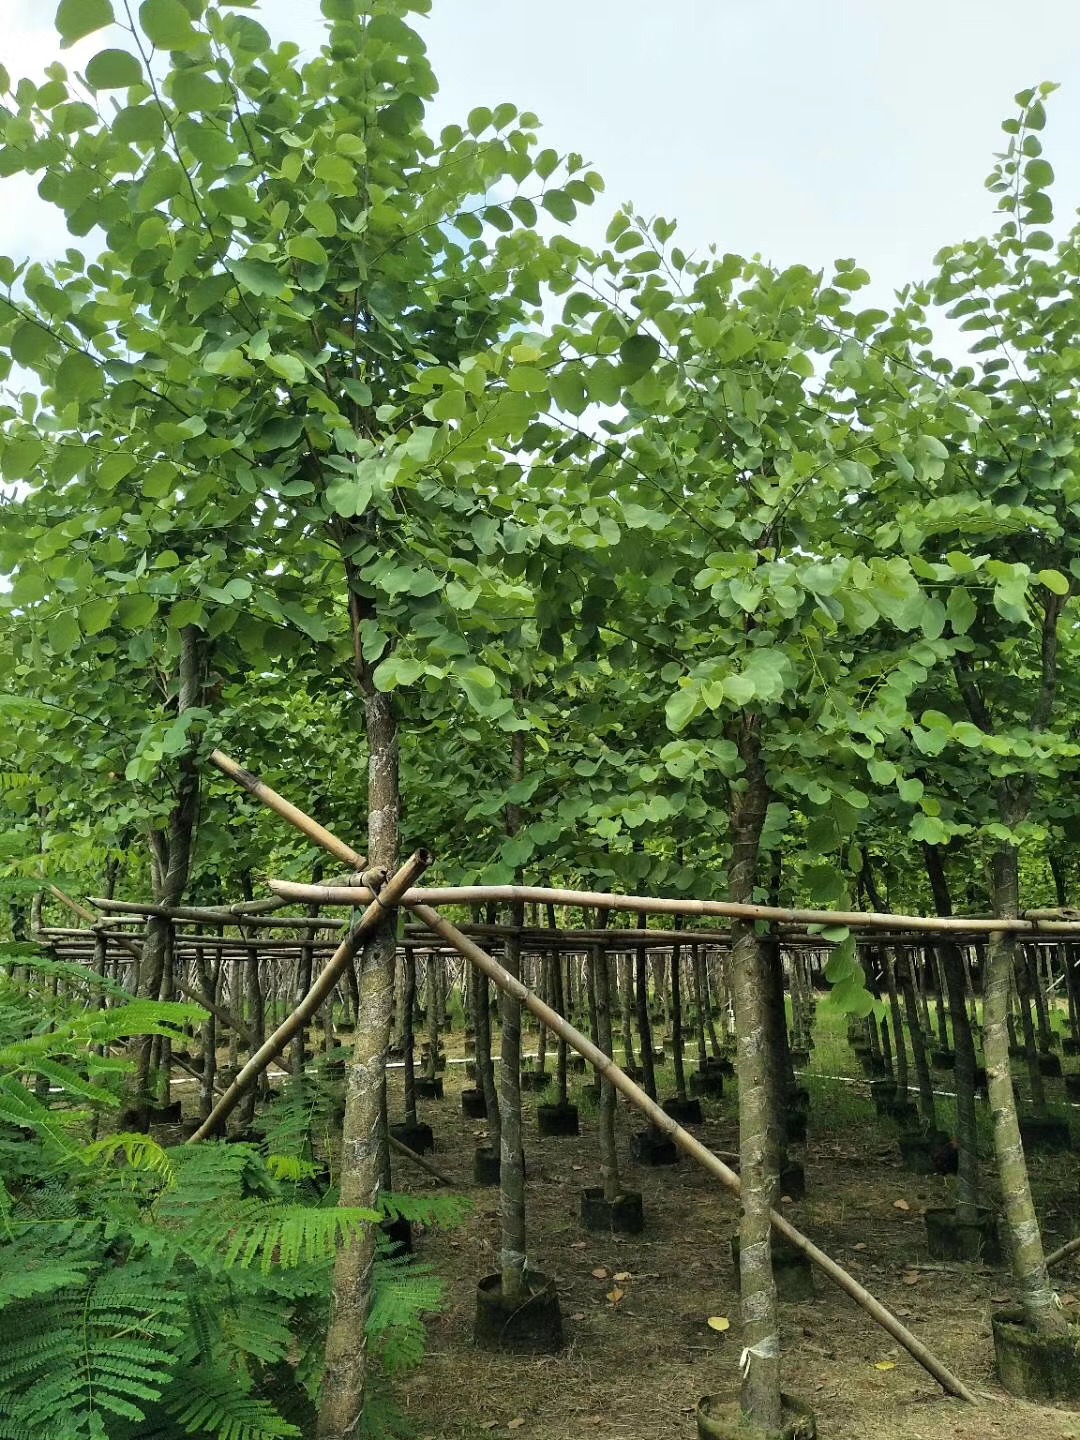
[384,1016,1080,1440]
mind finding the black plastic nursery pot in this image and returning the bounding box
[689,1068,724,1098]
[1019,1115,1071,1152]
[537,1100,580,1137]
[1038,1052,1063,1078]
[731,1236,814,1302]
[1064,1037,1080,1056]
[783,1109,808,1145]
[897,1129,950,1175]
[415,1076,444,1101]
[931,1048,956,1070]
[147,1101,183,1125]
[662,1095,704,1125]
[380,1216,413,1256]
[1066,1073,1080,1101]
[870,1079,897,1114]
[473,1270,563,1354]
[473,1144,500,1186]
[924,1206,1001,1263]
[630,1127,679,1167]
[520,1070,551,1092]
[390,1121,434,1156]
[779,1161,806,1201]
[568,1055,587,1074]
[696,1393,816,1440]
[460,1088,487,1119]
[992,1308,1080,1401]
[580,1185,645,1235]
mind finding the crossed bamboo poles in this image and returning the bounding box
[119,746,971,1406]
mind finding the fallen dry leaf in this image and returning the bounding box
[874,1361,897,1371]
[853,1242,867,1251]
[607,1287,625,1304]
[901,1271,920,1286]
[614,1271,632,1282]
[570,1311,585,1321]
[569,1241,586,1250]
[892,1199,911,1212]
[707,1316,731,1332]
[591,1266,608,1280]
[508,1421,525,1432]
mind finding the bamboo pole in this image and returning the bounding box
[1046,1234,1080,1270]
[268,879,1080,936]
[208,749,367,871]
[185,851,430,1143]
[87,897,340,930]
[388,1133,458,1188]
[410,901,978,1406]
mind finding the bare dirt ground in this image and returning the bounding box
[386,1025,1080,1440]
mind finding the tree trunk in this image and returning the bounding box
[730,719,780,1430]
[986,843,1066,1336]
[121,626,202,1127]
[591,922,621,1202]
[317,683,400,1438]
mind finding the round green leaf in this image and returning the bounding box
[56,0,115,45]
[85,48,143,89]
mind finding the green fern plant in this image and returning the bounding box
[0,948,470,1439]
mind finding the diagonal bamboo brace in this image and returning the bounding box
[208,749,367,871]
[409,900,978,1407]
[186,850,430,1143]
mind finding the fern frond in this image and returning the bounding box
[0,1267,186,1437]
[160,1366,301,1440]
[189,1202,380,1274]
[80,1134,176,1187]
[377,1192,472,1229]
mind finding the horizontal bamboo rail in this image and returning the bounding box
[268,879,1080,936]
[185,851,430,1143]
[86,897,340,930]
[410,900,978,1406]
[208,749,367,871]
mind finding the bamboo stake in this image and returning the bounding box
[1046,1234,1080,1270]
[410,901,978,1407]
[208,749,367,871]
[388,1133,458,1188]
[186,851,430,1143]
[268,879,1080,936]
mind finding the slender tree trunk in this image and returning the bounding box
[591,920,621,1202]
[899,950,936,1130]
[730,719,780,1430]
[986,843,1066,1335]
[120,627,202,1127]
[403,949,417,1127]
[634,923,658,1104]
[499,729,528,1300]
[619,952,637,1070]
[318,681,400,1438]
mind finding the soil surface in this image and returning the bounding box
[382,1023,1080,1440]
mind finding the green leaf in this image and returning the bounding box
[54,350,102,403]
[1037,568,1070,596]
[85,48,143,89]
[267,354,306,384]
[48,611,82,654]
[56,0,114,44]
[618,333,660,382]
[139,0,199,50]
[231,257,284,297]
[665,686,698,734]
[541,189,576,224]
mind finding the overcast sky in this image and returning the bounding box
[3,0,1080,310]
